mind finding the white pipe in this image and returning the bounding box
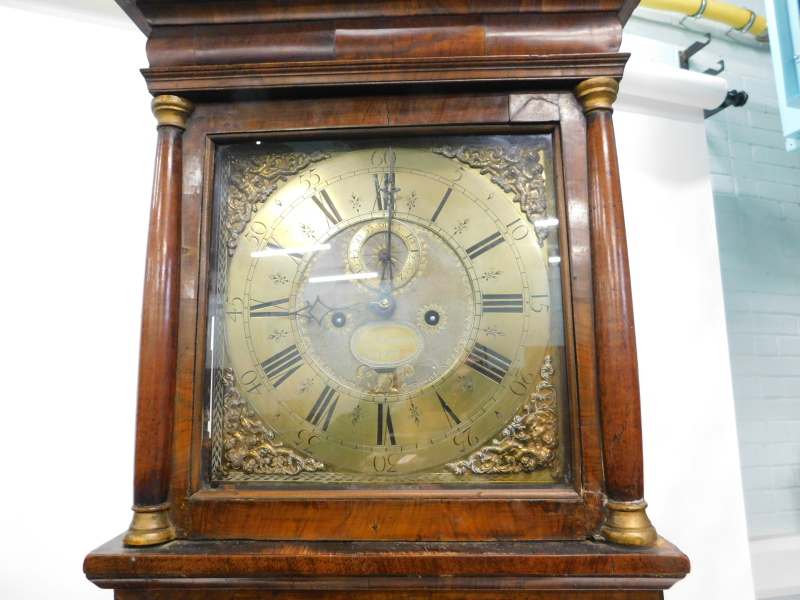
[619,56,730,111]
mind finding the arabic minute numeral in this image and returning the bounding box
[372,452,400,473]
[454,428,479,453]
[531,294,550,313]
[296,429,321,455]
[506,218,530,240]
[510,371,536,396]
[239,370,263,394]
[300,171,320,190]
[226,297,244,322]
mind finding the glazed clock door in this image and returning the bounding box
[207,135,570,489]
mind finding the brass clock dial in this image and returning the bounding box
[217,140,563,480]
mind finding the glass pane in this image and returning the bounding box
[206,135,571,486]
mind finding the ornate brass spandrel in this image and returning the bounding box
[214,368,325,479]
[446,355,562,479]
[224,151,330,255]
[433,142,550,246]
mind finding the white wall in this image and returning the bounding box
[615,46,754,599]
[623,14,800,598]
[626,9,800,550]
[0,6,755,600]
[0,6,153,600]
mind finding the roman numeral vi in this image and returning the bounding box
[377,404,396,446]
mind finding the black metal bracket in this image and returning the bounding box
[679,33,711,70]
[704,90,749,119]
[703,60,725,76]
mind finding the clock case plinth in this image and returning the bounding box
[86,1,689,598]
[86,535,688,600]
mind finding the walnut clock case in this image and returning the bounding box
[84,2,690,599]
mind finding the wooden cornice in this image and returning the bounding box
[118,0,642,36]
[142,54,630,101]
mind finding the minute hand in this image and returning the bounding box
[382,148,400,291]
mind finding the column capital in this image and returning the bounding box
[151,95,195,130]
[574,77,619,114]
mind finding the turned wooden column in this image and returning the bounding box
[123,95,194,546]
[574,78,657,546]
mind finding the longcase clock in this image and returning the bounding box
[84,2,690,599]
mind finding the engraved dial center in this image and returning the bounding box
[296,215,475,401]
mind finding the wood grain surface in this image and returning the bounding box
[111,593,666,600]
[163,92,609,542]
[90,3,689,599]
[86,535,689,579]
[86,535,686,598]
[584,107,645,502]
[116,0,642,35]
[132,124,184,507]
[142,54,629,101]
[144,14,621,67]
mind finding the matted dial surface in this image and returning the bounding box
[215,141,564,481]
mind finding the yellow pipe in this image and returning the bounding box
[639,0,767,36]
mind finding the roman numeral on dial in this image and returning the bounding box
[306,385,339,431]
[431,188,452,222]
[312,189,342,225]
[465,343,512,384]
[260,345,303,388]
[374,174,384,211]
[436,391,461,427]
[377,404,396,446]
[482,293,524,313]
[250,297,291,317]
[266,240,304,263]
[466,232,505,260]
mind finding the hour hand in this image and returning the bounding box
[297,296,369,327]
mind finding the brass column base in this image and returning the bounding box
[123,503,176,546]
[601,500,658,546]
